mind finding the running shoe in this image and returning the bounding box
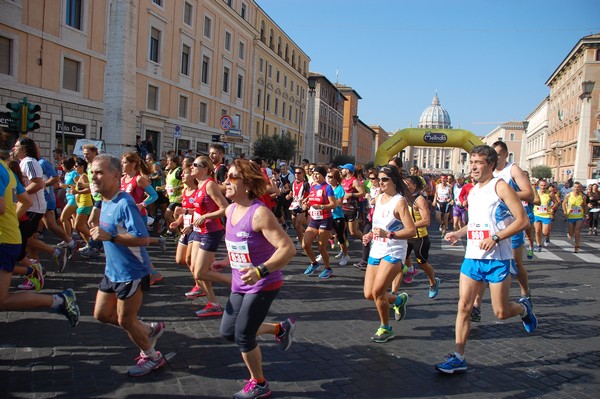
[148,321,166,348]
[295,242,303,250]
[195,303,224,317]
[17,280,36,291]
[318,268,333,279]
[334,250,344,259]
[233,379,271,399]
[315,254,323,263]
[519,297,537,333]
[371,326,394,343]
[185,285,206,298]
[304,262,320,276]
[403,268,419,284]
[429,277,441,299]
[150,270,163,285]
[79,245,100,258]
[329,239,336,249]
[470,306,481,322]
[53,247,68,272]
[57,288,80,327]
[526,247,534,260]
[276,318,296,351]
[159,236,167,252]
[435,353,467,374]
[534,245,542,252]
[353,260,367,271]
[67,241,82,260]
[393,292,409,321]
[18,262,44,291]
[127,352,167,377]
[567,233,573,241]
[544,237,550,247]
[338,254,350,266]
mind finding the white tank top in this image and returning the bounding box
[436,184,451,202]
[465,178,514,260]
[370,193,408,260]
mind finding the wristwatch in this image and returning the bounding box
[110,233,117,243]
[492,234,501,243]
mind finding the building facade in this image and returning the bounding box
[0,0,309,162]
[523,96,549,172]
[545,33,600,182]
[305,73,344,164]
[483,121,527,166]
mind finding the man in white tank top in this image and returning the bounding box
[435,145,537,374]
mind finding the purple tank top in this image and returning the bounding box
[226,200,282,294]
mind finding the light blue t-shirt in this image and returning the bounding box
[332,185,345,219]
[99,191,151,282]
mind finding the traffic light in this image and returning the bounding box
[23,102,41,132]
[2,101,23,132]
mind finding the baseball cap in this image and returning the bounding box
[339,163,355,173]
[279,161,287,167]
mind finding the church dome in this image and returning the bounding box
[418,93,452,129]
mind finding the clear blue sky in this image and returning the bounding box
[258,0,600,137]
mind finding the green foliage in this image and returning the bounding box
[531,165,552,179]
[252,133,297,162]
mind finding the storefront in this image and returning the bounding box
[55,121,87,156]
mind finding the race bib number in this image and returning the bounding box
[467,222,491,241]
[166,184,174,195]
[225,240,253,270]
[309,207,323,220]
[183,214,193,228]
[537,205,548,213]
[373,235,388,243]
[571,205,582,214]
[289,200,301,211]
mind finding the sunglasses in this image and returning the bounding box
[380,177,391,182]
[369,177,377,180]
[295,171,303,174]
[192,163,205,168]
[326,175,333,178]
[227,174,240,182]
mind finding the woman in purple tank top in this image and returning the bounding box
[212,159,296,399]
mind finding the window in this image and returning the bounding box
[199,102,208,123]
[241,3,247,19]
[226,0,233,6]
[203,16,212,39]
[283,76,287,88]
[201,55,210,84]
[152,0,162,5]
[259,58,264,73]
[282,101,286,117]
[509,132,515,141]
[63,58,80,92]
[508,152,514,163]
[66,0,82,30]
[179,95,188,119]
[147,85,159,111]
[237,75,243,99]
[181,44,190,76]
[0,36,12,75]
[221,109,227,116]
[257,89,262,107]
[222,66,230,93]
[274,98,279,115]
[149,27,161,63]
[268,64,272,79]
[276,70,280,83]
[184,2,193,26]
[266,93,271,111]
[224,31,232,52]
[238,41,245,60]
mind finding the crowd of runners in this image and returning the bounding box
[2,129,598,397]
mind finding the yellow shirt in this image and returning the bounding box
[534,191,552,218]
[566,193,584,219]
[0,160,22,245]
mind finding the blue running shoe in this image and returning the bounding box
[318,268,333,279]
[519,297,537,333]
[429,277,441,299]
[304,262,320,276]
[435,353,467,374]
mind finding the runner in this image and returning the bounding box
[587,183,599,235]
[340,163,365,241]
[452,173,468,231]
[563,181,587,253]
[90,154,167,377]
[533,179,560,251]
[302,165,336,279]
[436,145,536,374]
[215,159,296,399]
[362,165,415,343]
[288,166,310,250]
[432,174,452,235]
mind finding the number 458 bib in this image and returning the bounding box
[225,239,253,269]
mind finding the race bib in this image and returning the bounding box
[571,205,582,214]
[183,214,193,228]
[467,222,491,241]
[309,207,323,220]
[373,235,388,243]
[289,200,301,211]
[537,205,548,213]
[166,184,174,195]
[225,240,253,270]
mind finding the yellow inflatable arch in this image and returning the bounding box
[374,128,484,167]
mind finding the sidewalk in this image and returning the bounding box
[1,220,599,398]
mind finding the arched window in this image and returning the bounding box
[277,37,282,56]
[269,29,274,49]
[285,44,289,61]
[260,21,265,42]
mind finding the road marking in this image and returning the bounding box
[440,240,465,252]
[531,250,562,261]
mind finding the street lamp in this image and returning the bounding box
[308,78,316,95]
[580,80,595,100]
[351,115,358,160]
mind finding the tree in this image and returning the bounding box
[252,133,297,162]
[531,165,552,179]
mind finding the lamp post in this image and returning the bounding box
[351,114,358,161]
[573,80,595,181]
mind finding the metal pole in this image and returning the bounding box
[60,104,66,154]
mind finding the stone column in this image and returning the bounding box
[103,0,138,156]
[573,94,593,181]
